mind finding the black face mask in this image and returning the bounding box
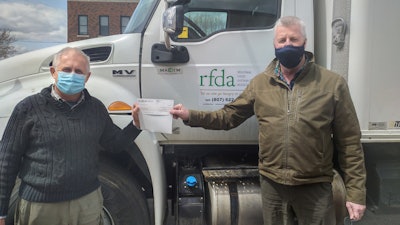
[275,45,305,68]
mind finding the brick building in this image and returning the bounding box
[67,0,139,42]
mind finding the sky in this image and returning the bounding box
[0,0,67,55]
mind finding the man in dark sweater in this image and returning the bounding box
[0,47,141,225]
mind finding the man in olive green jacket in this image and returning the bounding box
[136,16,367,225]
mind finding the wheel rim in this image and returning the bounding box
[102,206,115,225]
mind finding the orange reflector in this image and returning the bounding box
[108,101,132,111]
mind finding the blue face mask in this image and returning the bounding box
[275,45,305,68]
[56,71,86,95]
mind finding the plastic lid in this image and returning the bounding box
[185,175,197,187]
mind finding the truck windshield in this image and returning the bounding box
[124,0,159,33]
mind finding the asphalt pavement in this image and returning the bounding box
[354,208,400,225]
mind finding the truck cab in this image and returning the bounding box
[1,0,400,224]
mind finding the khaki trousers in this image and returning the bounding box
[260,175,336,225]
[15,188,103,225]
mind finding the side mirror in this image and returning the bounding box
[162,5,184,36]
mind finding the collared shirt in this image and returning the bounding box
[274,56,309,89]
[51,84,85,109]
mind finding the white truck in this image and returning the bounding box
[1,0,399,225]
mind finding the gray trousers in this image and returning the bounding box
[15,188,103,225]
[260,175,336,225]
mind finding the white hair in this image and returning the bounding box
[52,47,90,71]
[274,16,307,39]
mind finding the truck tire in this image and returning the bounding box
[99,159,151,225]
[5,160,150,225]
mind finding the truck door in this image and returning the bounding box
[140,0,281,142]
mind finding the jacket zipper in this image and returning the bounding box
[284,85,292,183]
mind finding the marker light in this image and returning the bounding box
[107,101,132,111]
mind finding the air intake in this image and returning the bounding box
[83,46,112,62]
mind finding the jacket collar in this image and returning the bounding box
[265,51,315,85]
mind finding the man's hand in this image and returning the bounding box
[346,201,366,221]
[170,104,189,121]
[132,103,141,129]
[0,218,6,225]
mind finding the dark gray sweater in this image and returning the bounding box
[0,86,140,215]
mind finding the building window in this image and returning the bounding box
[78,15,88,35]
[121,16,130,33]
[99,16,109,36]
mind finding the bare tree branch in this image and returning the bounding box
[0,29,17,59]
